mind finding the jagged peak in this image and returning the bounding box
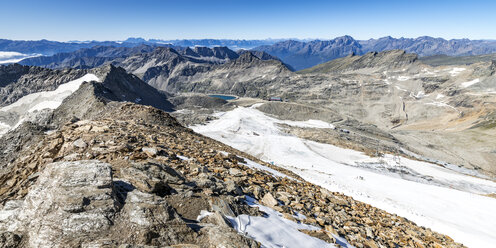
[123,37,147,43]
[235,51,261,63]
[334,35,357,42]
[153,46,180,54]
[223,51,292,72]
[183,47,197,56]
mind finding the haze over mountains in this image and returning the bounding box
[4,35,496,70]
[255,36,496,69]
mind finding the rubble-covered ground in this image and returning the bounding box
[0,103,465,248]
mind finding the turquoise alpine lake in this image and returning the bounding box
[208,94,237,100]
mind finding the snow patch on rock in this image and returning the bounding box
[461,78,480,88]
[0,73,100,136]
[449,67,466,76]
[227,196,337,248]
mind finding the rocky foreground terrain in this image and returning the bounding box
[0,104,463,248]
[0,63,468,247]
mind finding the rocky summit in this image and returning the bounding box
[0,102,463,248]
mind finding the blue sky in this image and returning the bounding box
[1,0,495,41]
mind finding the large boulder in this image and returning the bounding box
[2,160,117,247]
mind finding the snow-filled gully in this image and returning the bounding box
[0,74,100,136]
[191,105,496,248]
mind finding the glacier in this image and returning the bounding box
[191,104,496,248]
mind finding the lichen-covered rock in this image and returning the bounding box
[0,232,22,248]
[111,190,198,246]
[261,192,278,208]
[6,160,116,247]
[198,225,260,248]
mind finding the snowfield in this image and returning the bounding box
[191,105,496,248]
[0,74,100,136]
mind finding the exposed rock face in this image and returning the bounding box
[189,46,239,60]
[299,50,418,74]
[0,64,87,106]
[0,63,30,87]
[97,65,175,111]
[6,160,116,247]
[164,52,292,97]
[0,160,199,247]
[19,45,242,71]
[117,47,213,88]
[116,47,290,94]
[237,49,281,61]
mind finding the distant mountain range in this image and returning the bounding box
[145,38,285,50]
[0,39,137,55]
[18,45,160,69]
[0,38,282,56]
[253,36,362,70]
[253,36,496,70]
[3,36,496,70]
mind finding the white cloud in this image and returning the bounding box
[0,51,41,64]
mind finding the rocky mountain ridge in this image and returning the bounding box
[0,102,465,248]
[112,47,291,94]
[0,63,88,106]
[299,50,419,74]
[0,63,174,137]
[15,46,288,96]
[162,52,293,96]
